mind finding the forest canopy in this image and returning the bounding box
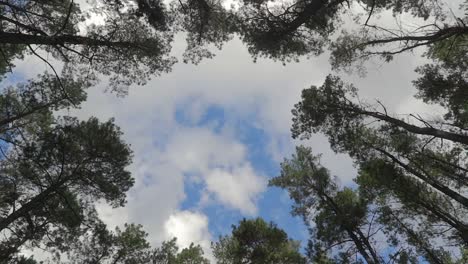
[0,0,468,263]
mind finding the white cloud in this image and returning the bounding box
[164,211,214,261]
[396,95,445,120]
[164,211,211,247]
[204,165,267,215]
[165,127,267,214]
[84,100,267,243]
[166,128,247,172]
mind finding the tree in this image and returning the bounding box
[0,72,88,132]
[21,220,210,263]
[413,62,468,128]
[151,238,210,264]
[171,0,235,64]
[0,43,24,80]
[2,0,460,89]
[2,0,465,82]
[329,1,465,73]
[272,146,458,263]
[65,223,153,264]
[292,75,468,229]
[0,0,175,93]
[151,239,180,264]
[289,73,468,256]
[0,1,181,260]
[176,243,210,264]
[104,0,464,70]
[292,75,468,204]
[0,115,134,260]
[233,0,443,62]
[357,159,456,264]
[212,218,306,264]
[271,146,382,263]
[234,0,342,62]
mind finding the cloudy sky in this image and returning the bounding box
[13,0,463,260]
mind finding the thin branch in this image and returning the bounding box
[364,0,375,26]
[26,45,77,107]
[53,0,74,36]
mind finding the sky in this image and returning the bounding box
[11,0,463,261]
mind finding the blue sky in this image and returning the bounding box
[175,102,308,242]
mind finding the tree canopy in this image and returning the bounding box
[1,0,468,262]
[212,218,306,264]
[280,1,468,260]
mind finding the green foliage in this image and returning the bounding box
[289,5,468,255]
[0,115,134,260]
[358,0,443,20]
[0,44,25,80]
[67,223,152,263]
[64,224,210,264]
[212,218,306,264]
[235,0,340,62]
[113,224,152,263]
[175,243,210,264]
[0,72,89,137]
[171,0,235,64]
[0,0,176,93]
[272,146,382,263]
[152,238,180,263]
[427,34,468,69]
[290,72,468,260]
[151,238,210,264]
[414,64,468,127]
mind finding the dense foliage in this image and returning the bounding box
[212,218,306,264]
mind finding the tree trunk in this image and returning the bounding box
[0,100,61,129]
[0,181,63,232]
[389,211,444,264]
[374,146,468,209]
[361,110,468,145]
[321,193,381,264]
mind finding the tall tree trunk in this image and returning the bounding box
[321,193,381,264]
[374,146,468,209]
[359,109,468,145]
[389,211,444,264]
[412,197,468,244]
